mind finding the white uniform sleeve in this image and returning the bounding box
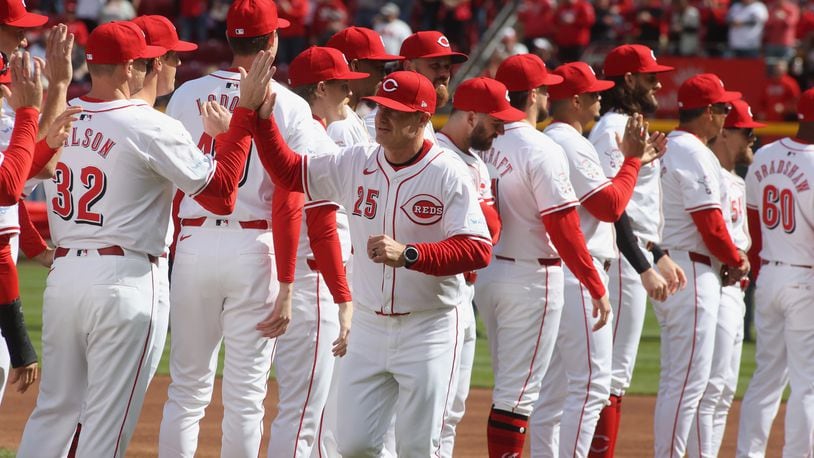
[442,161,491,241]
[327,122,355,148]
[567,143,612,202]
[143,122,215,196]
[593,129,625,178]
[674,159,722,212]
[745,162,759,209]
[303,147,357,207]
[529,146,579,215]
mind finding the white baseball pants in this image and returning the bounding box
[0,234,17,409]
[531,257,612,457]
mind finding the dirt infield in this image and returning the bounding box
[0,375,785,456]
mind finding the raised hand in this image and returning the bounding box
[616,113,648,159]
[237,50,276,111]
[1,52,43,111]
[641,131,668,164]
[43,24,74,87]
[201,101,231,137]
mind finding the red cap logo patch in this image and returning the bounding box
[382,78,399,92]
[437,35,451,48]
[401,194,444,225]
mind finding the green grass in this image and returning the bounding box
[19,260,783,398]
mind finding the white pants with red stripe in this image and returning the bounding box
[336,305,461,457]
[688,284,745,457]
[652,250,721,458]
[531,257,612,457]
[738,264,814,457]
[268,260,339,458]
[475,257,564,416]
[18,249,159,457]
[159,225,279,457]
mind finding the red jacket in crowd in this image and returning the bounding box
[553,0,596,47]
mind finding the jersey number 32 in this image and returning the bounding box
[51,162,107,226]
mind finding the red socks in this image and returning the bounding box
[487,407,529,457]
[589,395,621,457]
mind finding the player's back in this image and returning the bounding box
[746,138,814,265]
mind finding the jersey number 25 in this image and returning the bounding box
[51,163,107,226]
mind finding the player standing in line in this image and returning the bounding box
[157,0,312,456]
[325,26,403,137]
[531,61,665,457]
[18,21,270,456]
[435,76,517,456]
[588,44,686,456]
[653,73,749,457]
[364,30,468,143]
[738,89,814,457]
[253,70,492,456]
[475,54,607,457]
[686,99,761,457]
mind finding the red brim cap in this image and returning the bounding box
[489,107,526,122]
[172,40,198,52]
[415,51,468,64]
[365,52,405,61]
[587,79,615,93]
[363,95,424,113]
[716,90,742,105]
[140,44,169,60]
[4,11,48,28]
[730,119,767,128]
[336,69,371,80]
[641,63,675,73]
[541,73,565,86]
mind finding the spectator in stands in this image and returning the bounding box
[592,0,624,43]
[762,58,801,120]
[519,0,555,49]
[764,0,799,60]
[669,0,702,56]
[97,0,135,24]
[311,0,349,45]
[439,0,473,54]
[499,26,529,55]
[727,0,768,58]
[532,37,560,69]
[375,2,412,56]
[629,0,668,51]
[553,0,595,62]
[700,0,731,56]
[277,0,310,64]
[179,0,208,44]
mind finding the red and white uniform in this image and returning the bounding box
[689,169,750,457]
[0,100,19,407]
[531,122,615,457]
[327,104,371,147]
[739,137,814,457]
[654,130,729,457]
[18,97,247,457]
[158,71,310,457]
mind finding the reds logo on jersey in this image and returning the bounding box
[401,194,444,225]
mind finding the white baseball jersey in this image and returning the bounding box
[303,142,490,314]
[167,71,312,221]
[661,130,729,257]
[0,101,19,236]
[476,122,578,260]
[364,106,438,144]
[544,122,616,260]
[725,170,750,252]
[746,137,814,264]
[327,104,372,148]
[435,132,492,202]
[43,98,219,256]
[589,111,662,243]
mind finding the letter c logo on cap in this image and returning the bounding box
[505,90,510,102]
[437,36,451,48]
[382,78,399,92]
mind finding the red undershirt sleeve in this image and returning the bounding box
[306,204,352,303]
[193,107,254,214]
[0,108,39,205]
[543,206,607,299]
[409,235,491,276]
[27,139,58,179]
[17,199,47,259]
[254,116,305,193]
[580,157,641,222]
[747,207,762,281]
[690,208,742,267]
[480,200,502,245]
[272,185,303,284]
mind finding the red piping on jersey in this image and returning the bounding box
[790,137,814,145]
[434,306,460,458]
[612,257,623,344]
[208,71,240,82]
[292,275,321,458]
[779,139,813,151]
[669,262,699,458]
[574,281,594,456]
[539,200,579,216]
[685,203,721,212]
[74,97,149,113]
[514,265,549,410]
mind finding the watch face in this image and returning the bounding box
[405,247,418,262]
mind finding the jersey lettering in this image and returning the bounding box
[51,163,108,226]
[352,186,379,219]
[65,127,116,158]
[762,184,796,233]
[196,93,241,114]
[51,162,74,220]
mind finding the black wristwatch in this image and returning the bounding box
[403,245,419,269]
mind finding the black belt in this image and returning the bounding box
[495,255,561,266]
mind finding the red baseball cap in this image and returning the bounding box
[85,22,167,65]
[288,46,369,87]
[677,73,741,110]
[495,53,563,92]
[798,88,814,121]
[725,99,766,128]
[132,15,198,52]
[548,62,615,100]
[227,0,290,38]
[363,71,436,114]
[603,44,674,77]
[0,0,48,28]
[453,77,525,122]
[400,31,468,64]
[326,26,404,61]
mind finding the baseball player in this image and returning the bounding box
[531,61,664,457]
[435,76,518,456]
[653,73,749,457]
[738,89,814,457]
[685,99,761,457]
[325,26,404,119]
[17,21,272,456]
[588,44,685,456]
[252,70,492,456]
[474,54,606,457]
[364,30,468,143]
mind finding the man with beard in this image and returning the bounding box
[364,30,468,143]
[587,44,686,456]
[474,54,604,457]
[687,99,762,457]
[435,76,521,457]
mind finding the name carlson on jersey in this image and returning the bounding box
[401,194,444,225]
[65,126,116,158]
[752,158,811,192]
